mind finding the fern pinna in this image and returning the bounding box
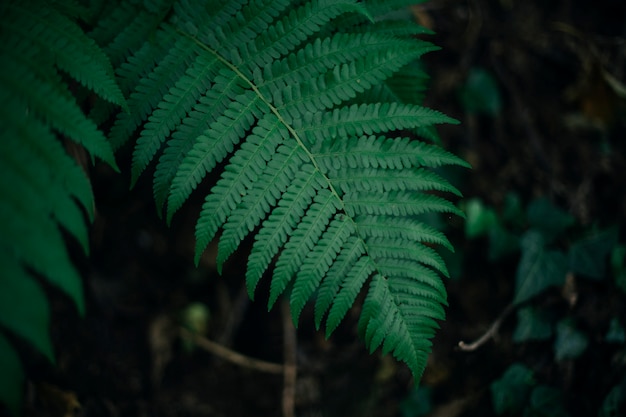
[0,0,125,413]
[99,0,468,379]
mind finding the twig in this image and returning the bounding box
[179,327,284,374]
[457,303,515,351]
[281,300,297,417]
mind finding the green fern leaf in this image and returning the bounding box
[216,141,307,270]
[130,51,220,185]
[168,91,265,223]
[153,75,250,211]
[0,172,85,316]
[0,1,124,411]
[2,1,126,110]
[357,215,454,251]
[1,57,118,169]
[290,216,354,323]
[109,33,199,150]
[296,103,457,143]
[0,331,25,416]
[312,233,364,326]
[269,188,340,308]
[0,251,53,361]
[116,0,468,381]
[245,165,326,297]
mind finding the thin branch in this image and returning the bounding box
[281,300,297,417]
[457,303,515,351]
[179,327,284,374]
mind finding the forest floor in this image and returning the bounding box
[19,0,626,416]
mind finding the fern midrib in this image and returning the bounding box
[179,28,389,292]
[181,30,350,213]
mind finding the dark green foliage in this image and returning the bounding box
[0,0,466,413]
[0,0,124,413]
[491,364,571,417]
[464,195,625,416]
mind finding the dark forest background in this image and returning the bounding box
[18,1,626,416]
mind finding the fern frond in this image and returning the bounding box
[1,1,126,110]
[116,0,468,380]
[0,1,124,410]
[0,250,53,361]
[1,57,118,169]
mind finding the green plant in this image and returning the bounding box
[0,0,467,413]
[0,1,125,413]
[463,195,626,416]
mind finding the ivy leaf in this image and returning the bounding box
[458,67,502,116]
[514,231,568,305]
[605,317,626,344]
[400,385,432,417]
[488,224,520,261]
[524,386,570,417]
[526,198,574,242]
[513,306,553,343]
[490,363,535,416]
[464,198,498,239]
[599,378,626,417]
[501,192,525,229]
[611,245,626,293]
[568,227,619,279]
[554,318,588,362]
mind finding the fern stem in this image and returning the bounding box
[181,29,346,206]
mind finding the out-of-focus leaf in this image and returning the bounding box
[605,318,625,344]
[611,245,626,293]
[502,192,525,229]
[527,198,575,242]
[489,224,520,261]
[458,67,502,116]
[569,227,619,279]
[490,363,535,416]
[0,255,53,361]
[599,378,626,417]
[0,332,24,416]
[400,385,432,417]
[513,306,553,343]
[180,302,211,353]
[440,246,464,280]
[515,231,568,304]
[523,386,570,417]
[554,319,588,361]
[464,198,498,239]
